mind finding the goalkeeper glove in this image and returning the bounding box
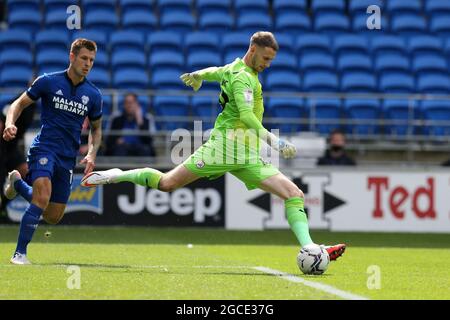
[180,72,202,91]
[274,138,297,159]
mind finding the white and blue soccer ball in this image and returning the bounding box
[297,244,330,275]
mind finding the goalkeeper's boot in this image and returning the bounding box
[81,168,123,187]
[3,170,21,200]
[321,244,346,261]
[10,252,31,265]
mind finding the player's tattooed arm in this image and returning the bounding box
[80,118,102,175]
[2,92,34,141]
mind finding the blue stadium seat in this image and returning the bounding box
[43,0,74,12]
[36,49,68,73]
[307,98,342,134]
[191,96,220,130]
[0,30,32,51]
[379,73,415,93]
[352,15,387,34]
[408,36,443,57]
[222,33,252,58]
[160,12,195,33]
[44,9,69,29]
[0,49,33,71]
[149,51,184,73]
[82,0,116,13]
[147,31,182,54]
[311,0,345,15]
[198,12,234,33]
[275,13,311,34]
[151,70,184,90]
[344,99,381,135]
[122,11,157,32]
[187,52,221,71]
[374,54,410,75]
[158,0,192,15]
[273,33,294,54]
[314,13,350,34]
[266,98,305,133]
[429,15,450,36]
[236,13,272,33]
[391,14,427,35]
[101,94,112,118]
[7,0,40,12]
[93,51,109,69]
[0,94,18,109]
[111,50,146,71]
[110,31,145,52]
[113,69,149,89]
[303,71,338,92]
[412,55,448,76]
[383,99,420,136]
[341,72,376,93]
[299,53,334,72]
[152,96,190,130]
[421,100,450,136]
[35,30,70,51]
[120,0,154,14]
[8,9,41,32]
[371,35,407,56]
[84,10,119,33]
[87,68,110,89]
[416,74,450,94]
[0,67,33,87]
[185,32,220,54]
[386,0,422,16]
[333,34,369,55]
[337,54,372,73]
[72,30,108,52]
[268,52,297,73]
[265,71,301,92]
[273,0,307,16]
[234,0,269,15]
[349,0,383,16]
[295,34,331,56]
[425,0,450,18]
[196,0,231,15]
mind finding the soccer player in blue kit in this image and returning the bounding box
[2,39,103,265]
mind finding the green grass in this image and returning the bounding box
[0,226,449,300]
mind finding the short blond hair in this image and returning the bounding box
[250,32,279,51]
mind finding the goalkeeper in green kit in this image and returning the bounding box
[82,32,346,261]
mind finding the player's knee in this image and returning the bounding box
[32,195,50,210]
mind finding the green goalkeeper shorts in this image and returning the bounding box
[183,139,280,190]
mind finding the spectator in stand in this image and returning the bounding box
[317,129,356,166]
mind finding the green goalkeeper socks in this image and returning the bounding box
[285,197,314,247]
[115,168,163,189]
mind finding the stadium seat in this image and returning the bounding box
[303,71,339,92]
[196,0,231,16]
[198,12,234,33]
[0,30,33,51]
[412,55,448,76]
[341,72,377,93]
[0,49,33,71]
[157,0,192,15]
[314,13,350,34]
[113,69,149,90]
[333,34,369,55]
[0,94,18,109]
[84,10,119,33]
[82,0,116,13]
[186,52,221,71]
[35,30,70,51]
[429,15,450,36]
[160,12,195,34]
[374,54,410,75]
[152,96,190,130]
[391,14,427,35]
[379,73,415,93]
[7,0,40,12]
[8,9,41,32]
[273,33,294,54]
[425,0,450,18]
[307,98,342,134]
[87,68,111,89]
[383,99,420,136]
[273,0,307,16]
[122,11,157,32]
[36,49,68,73]
[416,74,450,94]
[371,35,407,56]
[265,71,301,92]
[299,53,334,72]
[111,50,146,71]
[337,54,372,73]
[120,0,154,14]
[351,15,387,34]
[344,99,381,135]
[266,98,305,133]
[274,13,311,34]
[110,31,145,52]
[72,30,108,52]
[191,96,220,130]
[268,52,297,73]
[101,94,112,118]
[222,33,252,58]
[421,100,450,136]
[184,32,220,54]
[0,67,33,87]
[148,51,184,73]
[151,70,184,90]
[147,31,182,54]
[295,34,331,56]
[44,9,71,29]
[93,51,109,69]
[43,0,74,13]
[234,0,269,15]
[349,0,383,16]
[236,13,272,33]
[386,0,422,16]
[311,0,345,15]
[408,36,443,57]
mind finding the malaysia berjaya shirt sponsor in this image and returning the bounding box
[26,70,103,160]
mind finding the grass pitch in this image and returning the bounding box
[0,226,449,300]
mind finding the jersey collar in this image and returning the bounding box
[237,58,258,75]
[64,69,86,88]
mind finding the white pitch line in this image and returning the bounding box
[253,266,369,300]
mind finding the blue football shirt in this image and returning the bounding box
[26,70,103,160]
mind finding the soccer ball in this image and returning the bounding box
[297,244,330,275]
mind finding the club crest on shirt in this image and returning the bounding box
[39,157,48,165]
[82,95,89,105]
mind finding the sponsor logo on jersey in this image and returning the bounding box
[52,96,88,116]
